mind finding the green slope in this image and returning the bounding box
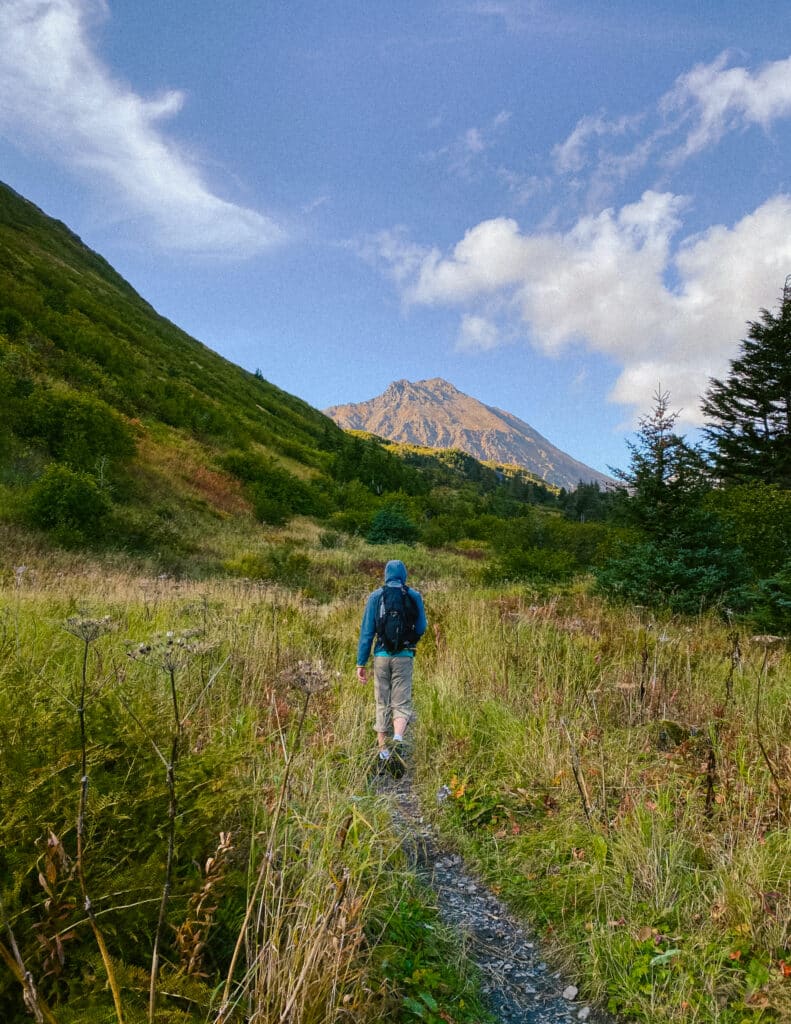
[0,181,570,570]
[0,181,341,468]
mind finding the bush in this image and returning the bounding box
[594,526,750,614]
[26,464,111,544]
[706,482,791,578]
[749,560,791,633]
[419,514,468,548]
[16,387,136,472]
[366,503,418,545]
[485,545,578,582]
[222,449,323,523]
[225,545,311,588]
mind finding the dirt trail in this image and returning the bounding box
[374,766,611,1024]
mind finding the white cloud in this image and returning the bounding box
[466,2,535,32]
[370,50,791,426]
[552,113,642,174]
[375,191,791,424]
[549,52,791,208]
[426,110,513,179]
[0,0,283,255]
[664,52,791,161]
[457,314,501,352]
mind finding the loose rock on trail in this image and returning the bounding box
[374,765,610,1024]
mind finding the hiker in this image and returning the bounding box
[357,559,427,770]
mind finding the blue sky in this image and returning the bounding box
[3,1,791,475]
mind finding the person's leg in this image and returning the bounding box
[390,658,414,743]
[373,657,393,750]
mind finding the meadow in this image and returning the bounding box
[1,523,789,1024]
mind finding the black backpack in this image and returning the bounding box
[375,585,419,653]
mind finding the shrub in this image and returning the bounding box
[594,525,750,614]
[225,545,311,588]
[485,545,578,582]
[0,307,25,340]
[366,503,418,545]
[706,482,791,578]
[16,387,136,472]
[749,559,791,633]
[419,513,468,548]
[25,464,111,544]
[221,449,322,523]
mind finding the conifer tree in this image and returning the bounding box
[613,389,709,538]
[701,288,791,488]
[596,390,747,613]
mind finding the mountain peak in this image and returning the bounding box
[325,379,612,490]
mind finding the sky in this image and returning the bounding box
[3,1,791,476]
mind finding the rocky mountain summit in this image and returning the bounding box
[325,378,613,490]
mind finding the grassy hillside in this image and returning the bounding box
[0,180,589,575]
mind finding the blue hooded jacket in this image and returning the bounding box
[356,560,427,665]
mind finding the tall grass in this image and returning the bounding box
[416,586,791,1022]
[0,549,489,1024]
[6,525,788,1023]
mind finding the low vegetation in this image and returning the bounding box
[2,527,790,1023]
[2,180,791,1022]
[0,535,491,1024]
[418,587,791,1022]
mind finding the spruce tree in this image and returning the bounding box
[596,390,748,613]
[701,288,791,487]
[613,389,709,538]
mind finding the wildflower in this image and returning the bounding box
[750,634,784,647]
[278,659,330,694]
[64,616,114,643]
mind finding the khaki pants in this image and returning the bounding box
[373,656,414,735]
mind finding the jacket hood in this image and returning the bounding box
[384,559,407,584]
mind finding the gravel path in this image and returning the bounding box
[373,764,611,1024]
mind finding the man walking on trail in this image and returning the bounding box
[357,559,427,772]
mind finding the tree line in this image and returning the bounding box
[595,287,791,628]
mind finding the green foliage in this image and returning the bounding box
[600,390,750,612]
[702,293,791,487]
[748,559,791,633]
[16,386,136,471]
[613,389,710,538]
[224,544,312,587]
[706,482,791,578]
[559,481,618,522]
[418,585,791,1024]
[219,449,334,524]
[370,892,492,1024]
[419,513,469,548]
[366,501,419,545]
[595,528,749,614]
[485,510,617,581]
[25,464,111,544]
[108,502,194,566]
[0,306,24,339]
[334,434,427,497]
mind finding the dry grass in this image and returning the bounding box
[415,586,791,1022]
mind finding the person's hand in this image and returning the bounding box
[356,665,367,684]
